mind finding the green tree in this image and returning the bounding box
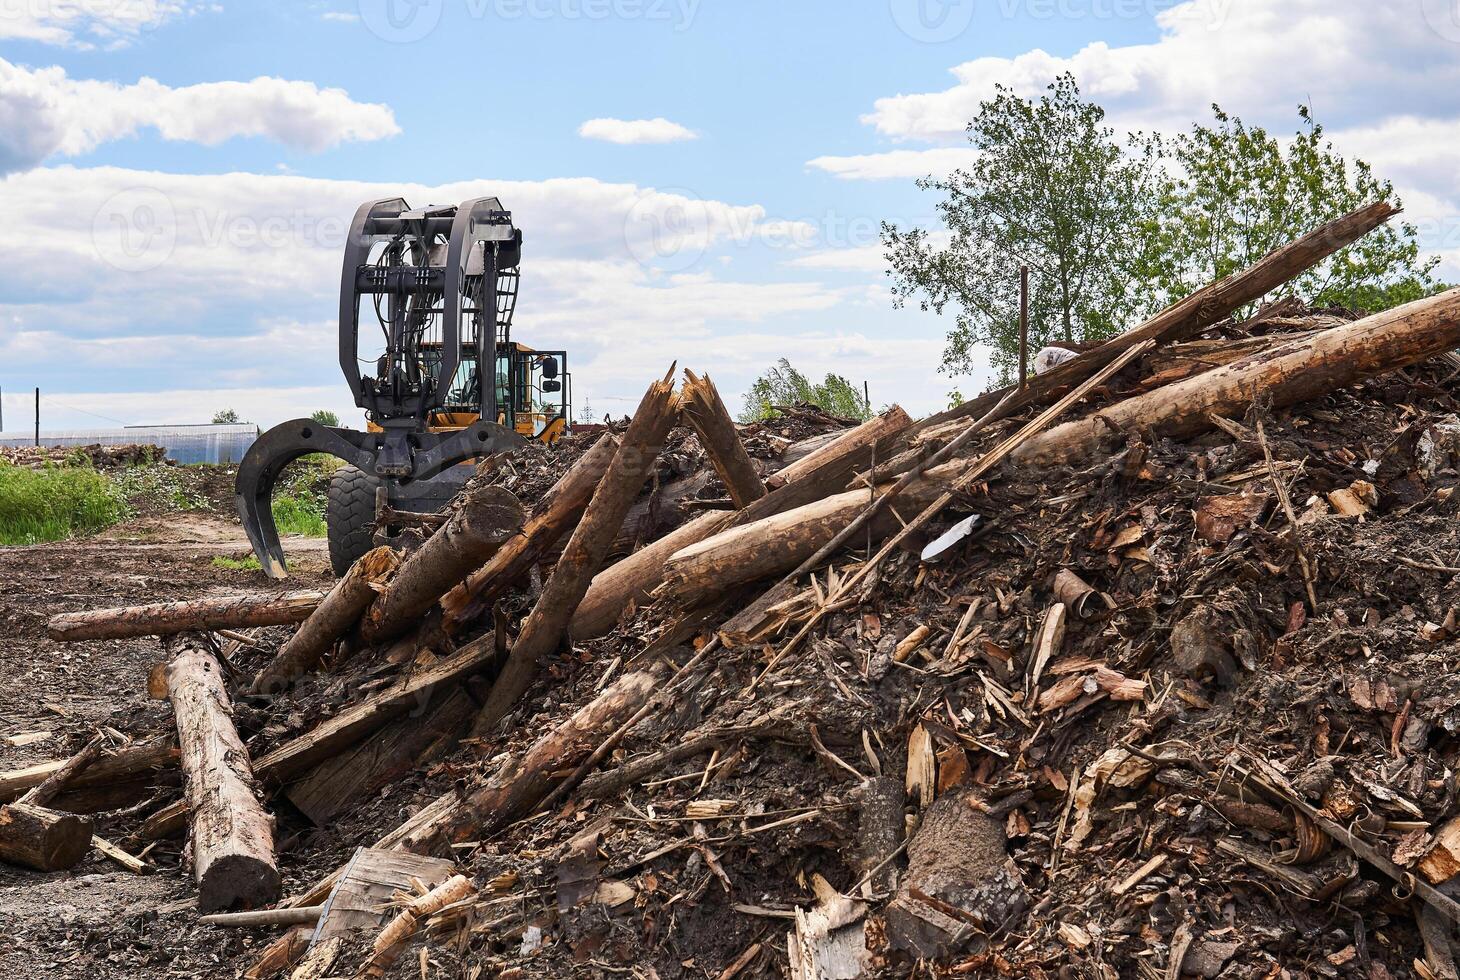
[739,359,871,422]
[309,409,340,427]
[1140,104,1440,312]
[884,73,1163,384]
[211,409,241,424]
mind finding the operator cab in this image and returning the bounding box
[430,343,570,443]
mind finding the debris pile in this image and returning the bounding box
[11,199,1460,978]
[0,443,167,469]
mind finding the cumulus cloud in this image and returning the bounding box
[863,1,1460,143]
[0,59,401,174]
[806,148,980,181]
[578,117,698,144]
[0,0,209,48]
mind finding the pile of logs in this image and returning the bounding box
[14,198,1460,974]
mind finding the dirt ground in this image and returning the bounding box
[0,513,333,980]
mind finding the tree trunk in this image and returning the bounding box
[0,737,178,806]
[252,547,400,695]
[472,371,681,734]
[284,687,475,826]
[357,486,524,647]
[17,732,107,807]
[0,802,93,871]
[664,480,944,604]
[918,200,1400,434]
[682,369,766,508]
[571,511,727,640]
[439,432,619,631]
[252,637,495,785]
[49,591,326,642]
[578,406,917,632]
[764,405,912,494]
[422,666,666,851]
[1008,285,1460,468]
[165,637,279,911]
[885,788,1028,958]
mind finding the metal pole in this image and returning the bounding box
[1018,265,1029,390]
[34,387,40,447]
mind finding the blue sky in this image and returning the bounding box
[2,0,1458,431]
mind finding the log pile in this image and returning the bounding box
[17,201,1460,976]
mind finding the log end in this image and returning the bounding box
[198,853,282,913]
[0,803,95,871]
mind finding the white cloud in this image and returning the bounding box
[863,1,1460,144]
[578,117,698,145]
[320,10,359,22]
[806,147,980,181]
[0,0,209,48]
[847,0,1460,276]
[785,245,889,272]
[0,59,401,174]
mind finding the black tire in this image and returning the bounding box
[326,465,379,577]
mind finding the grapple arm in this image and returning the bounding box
[235,418,523,579]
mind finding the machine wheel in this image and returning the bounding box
[326,465,379,577]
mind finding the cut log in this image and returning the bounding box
[165,636,279,911]
[885,789,1029,958]
[49,591,326,642]
[200,905,325,929]
[252,547,400,695]
[1,737,178,807]
[416,666,668,853]
[1009,286,1460,468]
[17,731,107,807]
[920,200,1400,434]
[284,687,475,825]
[572,405,915,641]
[142,670,481,841]
[769,405,912,492]
[665,479,945,603]
[440,432,619,631]
[682,369,766,509]
[0,802,94,871]
[571,511,726,640]
[357,486,524,647]
[253,638,496,785]
[472,370,681,733]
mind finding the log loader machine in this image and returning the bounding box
[235,197,571,579]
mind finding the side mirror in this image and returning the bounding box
[542,380,562,393]
[540,358,559,379]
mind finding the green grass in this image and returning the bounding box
[271,493,327,537]
[212,554,262,571]
[269,454,339,538]
[0,462,130,545]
